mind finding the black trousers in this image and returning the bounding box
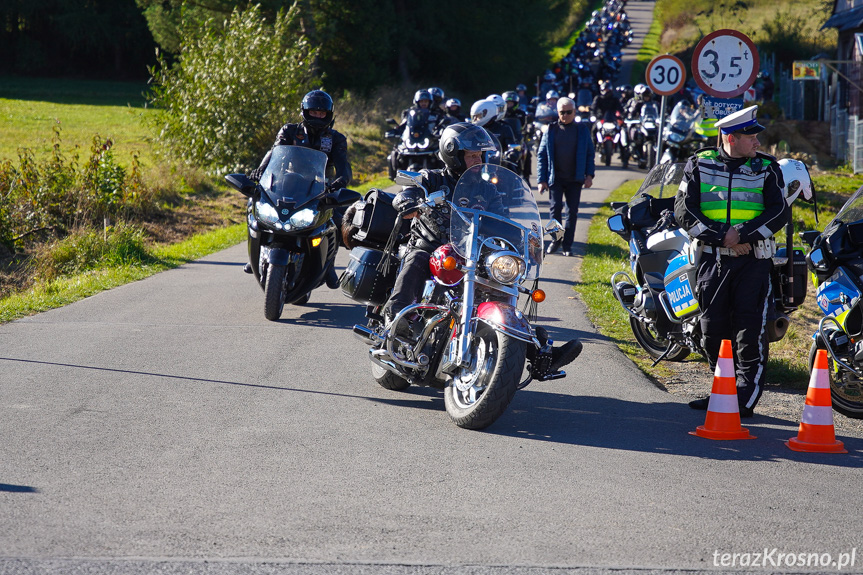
[383,249,431,319]
[696,252,772,410]
[549,180,584,251]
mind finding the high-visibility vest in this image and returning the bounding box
[696,149,771,225]
[696,117,718,138]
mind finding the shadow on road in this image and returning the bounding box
[492,391,863,467]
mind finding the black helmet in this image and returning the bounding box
[301,90,334,132]
[428,87,445,106]
[502,90,519,104]
[438,122,497,175]
[413,89,432,106]
[516,84,527,92]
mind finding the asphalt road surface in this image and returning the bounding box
[4,3,863,574]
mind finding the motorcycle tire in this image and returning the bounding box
[291,292,310,306]
[644,142,655,169]
[444,323,526,430]
[264,263,287,321]
[603,140,613,166]
[372,363,411,391]
[629,316,690,361]
[808,340,863,419]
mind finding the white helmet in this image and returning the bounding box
[487,94,506,121]
[778,158,814,205]
[470,99,498,127]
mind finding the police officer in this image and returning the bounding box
[383,122,582,374]
[248,89,352,286]
[674,105,789,417]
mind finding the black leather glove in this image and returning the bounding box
[393,188,423,214]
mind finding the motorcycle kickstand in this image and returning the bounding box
[651,343,676,367]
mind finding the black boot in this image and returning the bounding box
[325,265,340,289]
[549,339,583,372]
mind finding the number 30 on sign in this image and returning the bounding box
[645,54,686,96]
[691,29,759,99]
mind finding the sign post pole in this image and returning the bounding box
[645,54,686,167]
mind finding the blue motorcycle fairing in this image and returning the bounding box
[814,266,863,319]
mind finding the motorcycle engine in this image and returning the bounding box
[632,286,656,320]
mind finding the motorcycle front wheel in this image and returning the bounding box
[808,340,863,419]
[603,140,613,166]
[630,316,690,361]
[644,141,655,169]
[444,324,526,430]
[264,263,287,321]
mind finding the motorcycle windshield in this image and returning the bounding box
[534,102,558,124]
[668,101,700,127]
[632,162,687,199]
[833,185,863,223]
[450,164,543,281]
[402,109,434,150]
[641,102,659,121]
[259,145,328,207]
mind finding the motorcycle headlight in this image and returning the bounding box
[256,200,282,228]
[486,253,526,285]
[289,208,318,229]
[603,122,616,130]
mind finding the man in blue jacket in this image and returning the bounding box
[537,96,595,256]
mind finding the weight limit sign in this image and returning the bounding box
[691,29,759,99]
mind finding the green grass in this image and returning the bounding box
[630,7,664,86]
[0,224,246,324]
[0,76,156,168]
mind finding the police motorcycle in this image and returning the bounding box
[606,161,807,364]
[799,175,863,419]
[658,100,708,165]
[386,108,442,180]
[340,164,570,430]
[225,146,361,321]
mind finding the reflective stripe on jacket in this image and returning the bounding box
[696,149,771,225]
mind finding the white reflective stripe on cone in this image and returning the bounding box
[715,356,735,379]
[707,393,739,414]
[810,368,830,389]
[801,405,835,426]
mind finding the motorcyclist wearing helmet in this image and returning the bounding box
[247,89,352,285]
[397,89,445,136]
[515,84,530,111]
[539,72,558,101]
[470,97,518,171]
[590,80,624,143]
[503,90,531,178]
[380,122,582,373]
[444,98,466,123]
[428,86,446,115]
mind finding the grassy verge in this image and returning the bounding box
[0,224,246,324]
[630,7,664,86]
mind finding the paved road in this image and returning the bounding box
[4,3,863,574]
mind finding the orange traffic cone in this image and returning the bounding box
[690,339,755,440]
[786,349,847,453]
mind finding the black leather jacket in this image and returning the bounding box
[253,122,352,185]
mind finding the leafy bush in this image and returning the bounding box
[147,4,319,174]
[33,223,151,281]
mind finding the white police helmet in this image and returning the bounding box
[778,158,814,205]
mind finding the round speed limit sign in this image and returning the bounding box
[691,29,759,98]
[645,54,686,96]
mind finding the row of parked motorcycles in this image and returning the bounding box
[606,160,863,420]
[225,144,569,430]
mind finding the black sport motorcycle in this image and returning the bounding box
[386,108,442,180]
[225,145,361,321]
[340,164,571,430]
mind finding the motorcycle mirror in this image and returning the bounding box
[225,173,256,198]
[808,247,828,272]
[395,170,424,187]
[544,219,565,241]
[607,214,627,233]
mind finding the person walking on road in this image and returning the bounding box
[537,96,595,257]
[673,105,788,417]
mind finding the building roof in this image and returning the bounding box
[823,5,863,31]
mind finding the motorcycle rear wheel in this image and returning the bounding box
[264,263,286,321]
[808,340,863,419]
[372,363,411,391]
[629,316,690,361]
[444,324,526,430]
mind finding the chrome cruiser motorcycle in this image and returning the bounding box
[225,146,361,321]
[341,164,570,430]
[607,162,807,364]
